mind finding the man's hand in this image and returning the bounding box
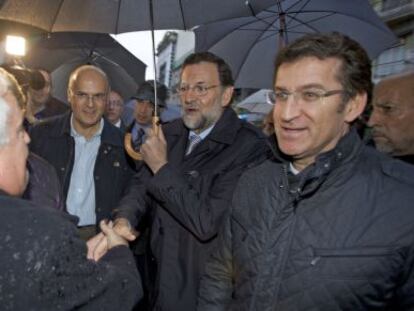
[140,125,168,174]
[113,218,139,241]
[100,220,129,249]
[86,218,138,261]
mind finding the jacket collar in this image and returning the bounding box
[271,128,363,197]
[51,112,123,148]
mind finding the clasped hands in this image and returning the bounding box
[87,218,138,261]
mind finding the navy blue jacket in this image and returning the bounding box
[199,130,414,310]
[29,112,135,225]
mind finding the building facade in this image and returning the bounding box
[372,0,414,80]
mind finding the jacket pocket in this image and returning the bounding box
[310,246,405,281]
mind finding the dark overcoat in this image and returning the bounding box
[114,107,269,310]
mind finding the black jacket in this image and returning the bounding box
[29,112,134,224]
[114,108,269,311]
[0,192,141,310]
[198,130,414,310]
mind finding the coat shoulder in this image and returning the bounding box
[360,146,414,188]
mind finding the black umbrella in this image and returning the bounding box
[195,0,399,89]
[0,0,276,33]
[0,0,277,110]
[23,32,146,102]
[0,0,279,159]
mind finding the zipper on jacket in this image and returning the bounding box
[311,246,400,266]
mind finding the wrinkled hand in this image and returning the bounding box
[140,125,168,174]
[86,218,139,261]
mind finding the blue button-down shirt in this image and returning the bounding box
[66,116,104,226]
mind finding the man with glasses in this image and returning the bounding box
[198,33,414,310]
[29,65,134,240]
[89,52,268,310]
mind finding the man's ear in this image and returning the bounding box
[67,89,73,107]
[345,92,367,123]
[221,86,234,108]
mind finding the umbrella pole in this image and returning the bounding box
[149,0,159,118]
[124,0,159,161]
[277,0,287,50]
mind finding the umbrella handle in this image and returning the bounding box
[124,116,160,161]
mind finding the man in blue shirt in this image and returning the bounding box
[30,65,135,240]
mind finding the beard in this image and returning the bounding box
[182,101,224,133]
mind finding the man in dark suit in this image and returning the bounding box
[89,52,269,310]
[105,90,127,132]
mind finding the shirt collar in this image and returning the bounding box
[188,123,215,140]
[289,162,300,175]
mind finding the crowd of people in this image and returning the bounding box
[0,32,414,310]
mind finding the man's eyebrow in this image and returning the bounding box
[374,100,396,107]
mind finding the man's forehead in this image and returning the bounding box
[74,72,107,90]
[374,77,413,106]
[181,62,219,83]
[110,91,122,100]
[276,57,342,87]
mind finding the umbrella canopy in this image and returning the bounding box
[236,89,273,114]
[0,20,44,39]
[195,0,398,89]
[0,0,277,33]
[23,32,146,102]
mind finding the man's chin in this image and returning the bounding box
[374,141,394,155]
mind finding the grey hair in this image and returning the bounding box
[0,67,25,146]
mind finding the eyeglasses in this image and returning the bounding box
[176,84,219,97]
[266,89,345,106]
[74,91,107,104]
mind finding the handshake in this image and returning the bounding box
[86,218,138,261]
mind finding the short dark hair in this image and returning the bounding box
[274,32,373,106]
[181,52,234,87]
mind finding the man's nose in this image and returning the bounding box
[182,88,198,102]
[367,108,380,127]
[278,98,302,121]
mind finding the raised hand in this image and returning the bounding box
[140,125,168,174]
